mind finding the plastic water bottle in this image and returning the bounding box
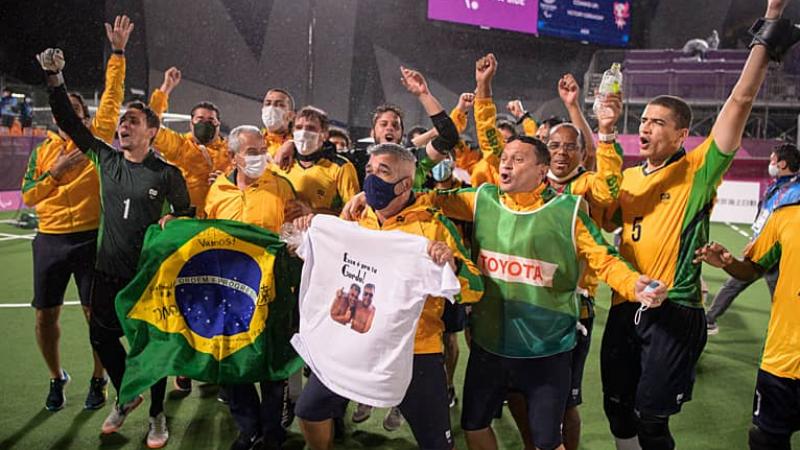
[593,63,623,118]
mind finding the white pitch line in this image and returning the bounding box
[724,222,751,239]
[0,232,35,240]
[0,301,80,309]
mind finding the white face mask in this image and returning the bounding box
[262,106,288,132]
[768,163,781,178]
[293,130,320,156]
[241,154,267,179]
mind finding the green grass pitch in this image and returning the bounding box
[0,212,797,449]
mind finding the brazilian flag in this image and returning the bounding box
[116,219,303,405]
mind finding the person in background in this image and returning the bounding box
[148,67,232,222]
[705,143,800,334]
[21,14,130,414]
[204,125,301,450]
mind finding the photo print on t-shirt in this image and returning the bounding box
[328,252,378,334]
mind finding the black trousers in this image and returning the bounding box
[88,270,166,416]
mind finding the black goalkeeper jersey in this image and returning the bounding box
[49,84,193,279]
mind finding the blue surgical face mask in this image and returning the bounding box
[363,174,406,210]
[432,159,454,182]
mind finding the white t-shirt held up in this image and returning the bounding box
[291,215,460,407]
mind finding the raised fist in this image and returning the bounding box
[506,100,526,119]
[160,67,182,95]
[475,53,498,84]
[36,48,65,72]
[457,93,475,112]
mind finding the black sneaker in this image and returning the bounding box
[85,376,109,410]
[173,376,192,393]
[46,369,71,411]
[230,432,263,450]
[447,386,457,408]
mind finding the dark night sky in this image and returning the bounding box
[0,1,105,88]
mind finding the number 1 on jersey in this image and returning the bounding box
[123,198,131,220]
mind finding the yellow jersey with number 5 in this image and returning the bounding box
[608,136,734,308]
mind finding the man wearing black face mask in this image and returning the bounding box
[148,67,232,221]
[293,143,484,450]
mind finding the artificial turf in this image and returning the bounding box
[0,213,796,449]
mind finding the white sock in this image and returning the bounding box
[615,436,642,450]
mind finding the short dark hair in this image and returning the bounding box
[328,126,351,147]
[296,105,329,131]
[190,101,220,120]
[507,135,550,166]
[125,101,160,129]
[773,142,800,172]
[372,104,405,135]
[364,283,375,291]
[497,120,517,138]
[266,88,295,111]
[350,283,361,293]
[67,92,90,119]
[406,125,427,144]
[648,95,692,129]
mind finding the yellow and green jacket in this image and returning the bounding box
[148,89,232,216]
[205,169,296,234]
[21,54,126,234]
[746,205,800,379]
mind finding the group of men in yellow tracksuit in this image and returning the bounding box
[23,2,800,450]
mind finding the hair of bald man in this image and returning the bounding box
[548,122,584,150]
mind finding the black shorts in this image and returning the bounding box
[461,344,571,450]
[568,316,594,408]
[600,301,707,416]
[752,369,800,436]
[442,301,467,333]
[296,354,454,450]
[89,270,132,335]
[31,230,97,308]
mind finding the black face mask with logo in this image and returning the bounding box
[193,121,217,145]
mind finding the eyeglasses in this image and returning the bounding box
[547,142,579,152]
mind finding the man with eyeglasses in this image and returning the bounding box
[543,99,624,450]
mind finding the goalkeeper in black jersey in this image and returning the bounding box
[39,39,193,446]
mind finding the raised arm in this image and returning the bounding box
[558,74,596,169]
[400,66,459,161]
[148,67,192,163]
[711,0,798,154]
[92,15,133,143]
[587,88,624,205]
[451,93,475,134]
[474,54,504,161]
[39,49,101,156]
[507,100,539,138]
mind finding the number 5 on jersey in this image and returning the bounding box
[632,216,643,242]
